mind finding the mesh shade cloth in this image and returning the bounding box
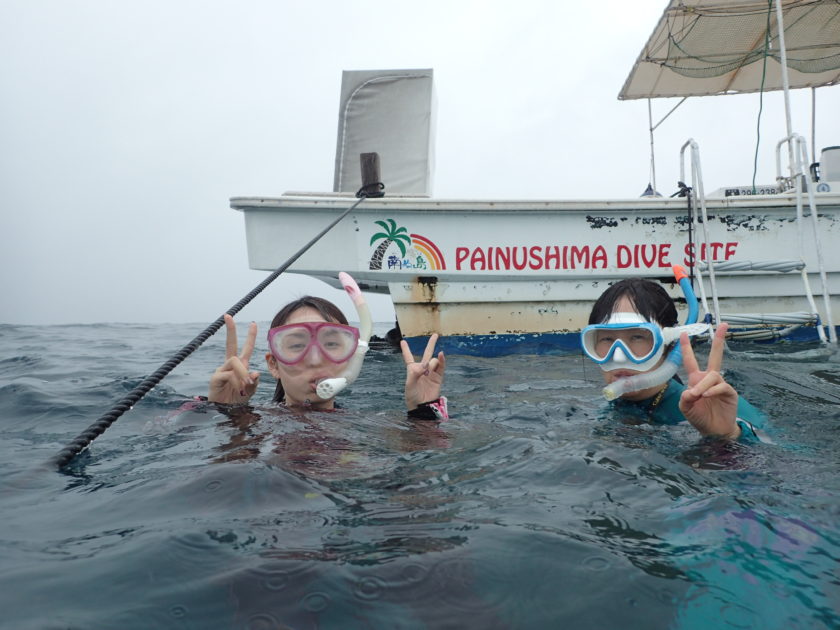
[620,0,840,99]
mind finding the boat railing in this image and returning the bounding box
[776,133,837,343]
[681,137,837,344]
[679,139,722,329]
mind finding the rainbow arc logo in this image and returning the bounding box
[409,234,446,270]
[368,219,446,271]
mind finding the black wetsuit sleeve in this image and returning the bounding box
[407,396,449,421]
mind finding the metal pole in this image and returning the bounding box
[774,0,796,178]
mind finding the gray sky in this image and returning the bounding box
[2,0,839,325]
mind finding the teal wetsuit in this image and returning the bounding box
[612,378,767,442]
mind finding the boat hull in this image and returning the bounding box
[232,192,840,353]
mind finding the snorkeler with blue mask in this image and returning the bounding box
[582,266,766,441]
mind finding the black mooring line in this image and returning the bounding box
[53,194,370,469]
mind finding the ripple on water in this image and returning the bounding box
[1,325,840,629]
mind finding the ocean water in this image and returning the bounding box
[1,321,839,629]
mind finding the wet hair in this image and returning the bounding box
[269,296,348,403]
[588,278,678,327]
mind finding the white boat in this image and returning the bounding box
[232,0,840,355]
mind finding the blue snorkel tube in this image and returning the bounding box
[602,265,704,401]
[669,263,700,368]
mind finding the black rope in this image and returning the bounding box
[671,181,695,287]
[356,181,384,198]
[53,193,370,469]
[684,183,696,289]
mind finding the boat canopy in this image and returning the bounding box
[619,0,840,99]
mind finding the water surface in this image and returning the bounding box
[1,323,839,629]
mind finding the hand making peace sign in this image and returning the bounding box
[678,322,741,439]
[401,333,446,411]
[208,314,261,405]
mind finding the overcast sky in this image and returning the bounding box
[2,0,839,326]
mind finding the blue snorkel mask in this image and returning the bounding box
[582,313,707,373]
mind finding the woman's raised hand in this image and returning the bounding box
[678,322,741,439]
[401,333,446,411]
[208,314,261,404]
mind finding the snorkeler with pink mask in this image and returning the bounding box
[208,273,447,420]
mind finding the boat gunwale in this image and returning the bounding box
[230,191,840,213]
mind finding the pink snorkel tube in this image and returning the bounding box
[315,272,372,399]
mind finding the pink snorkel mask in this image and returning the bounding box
[267,321,359,365]
[266,272,372,400]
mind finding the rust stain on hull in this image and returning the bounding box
[406,277,442,333]
[395,300,587,337]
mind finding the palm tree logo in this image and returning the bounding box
[369,219,411,270]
